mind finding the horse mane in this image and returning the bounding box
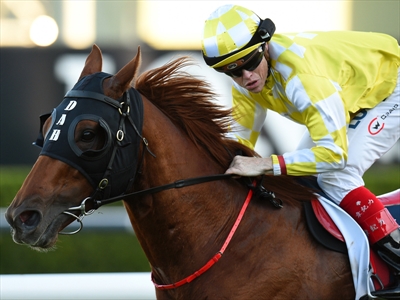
[134,57,315,203]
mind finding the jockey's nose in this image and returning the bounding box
[241,69,253,78]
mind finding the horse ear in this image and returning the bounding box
[103,46,142,100]
[79,44,103,80]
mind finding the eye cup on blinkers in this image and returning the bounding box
[68,115,112,160]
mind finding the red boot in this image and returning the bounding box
[340,186,400,299]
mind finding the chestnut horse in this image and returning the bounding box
[5,45,355,299]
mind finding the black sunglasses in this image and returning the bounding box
[215,45,265,78]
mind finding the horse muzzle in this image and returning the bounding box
[5,204,73,249]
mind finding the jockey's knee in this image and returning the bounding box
[317,170,364,205]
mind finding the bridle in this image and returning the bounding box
[56,86,151,234]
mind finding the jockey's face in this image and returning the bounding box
[231,55,269,94]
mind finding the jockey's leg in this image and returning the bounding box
[316,68,400,297]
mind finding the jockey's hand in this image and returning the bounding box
[225,155,274,177]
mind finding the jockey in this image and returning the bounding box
[201,4,400,298]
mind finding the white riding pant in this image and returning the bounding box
[296,68,400,205]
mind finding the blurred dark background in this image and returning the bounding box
[1,1,399,166]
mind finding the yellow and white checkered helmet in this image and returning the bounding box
[202,5,275,69]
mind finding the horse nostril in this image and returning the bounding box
[18,210,41,228]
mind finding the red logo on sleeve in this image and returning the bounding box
[368,117,384,135]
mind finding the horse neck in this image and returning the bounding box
[124,97,247,279]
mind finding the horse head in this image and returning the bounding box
[5,45,143,250]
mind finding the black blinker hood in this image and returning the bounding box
[34,72,143,199]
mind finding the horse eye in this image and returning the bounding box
[81,130,95,142]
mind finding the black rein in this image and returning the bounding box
[92,173,235,209]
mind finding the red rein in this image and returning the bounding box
[152,183,255,289]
